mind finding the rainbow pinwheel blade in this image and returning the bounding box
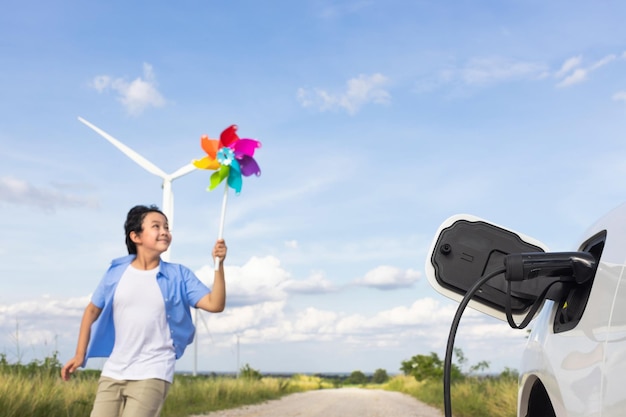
[209,166,230,190]
[200,136,220,159]
[238,155,261,177]
[233,139,261,158]
[227,172,242,194]
[220,125,239,147]
[195,124,261,193]
[193,156,220,170]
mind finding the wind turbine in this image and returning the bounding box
[78,116,196,261]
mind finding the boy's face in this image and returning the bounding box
[134,211,171,255]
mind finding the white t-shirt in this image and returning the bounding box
[101,264,176,383]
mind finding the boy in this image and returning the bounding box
[61,205,227,417]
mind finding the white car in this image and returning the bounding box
[425,203,625,417]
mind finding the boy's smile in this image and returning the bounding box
[134,212,172,254]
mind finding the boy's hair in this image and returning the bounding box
[124,205,168,254]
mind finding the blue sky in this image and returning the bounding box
[2,0,626,375]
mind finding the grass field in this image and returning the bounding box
[0,354,517,417]
[384,374,517,417]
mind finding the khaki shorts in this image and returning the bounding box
[91,376,171,417]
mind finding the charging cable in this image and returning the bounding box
[442,251,596,417]
[443,268,505,417]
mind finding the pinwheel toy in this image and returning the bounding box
[193,125,262,269]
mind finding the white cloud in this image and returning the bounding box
[92,75,112,92]
[0,176,99,211]
[207,296,458,347]
[460,57,548,85]
[612,91,626,103]
[0,296,89,324]
[0,278,519,372]
[557,68,588,88]
[281,272,338,294]
[353,265,420,290]
[555,55,583,78]
[0,296,90,361]
[416,57,548,93]
[198,256,337,298]
[90,63,166,116]
[297,73,390,115]
[294,307,339,333]
[196,256,291,307]
[422,52,622,92]
[296,88,313,107]
[555,54,617,88]
[368,298,457,328]
[201,301,288,337]
[284,240,299,249]
[590,54,616,70]
[1,263,428,352]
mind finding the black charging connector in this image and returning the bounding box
[500,251,596,330]
[504,252,597,284]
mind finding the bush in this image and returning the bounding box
[372,368,389,384]
[0,352,62,378]
[239,363,262,380]
[499,367,519,381]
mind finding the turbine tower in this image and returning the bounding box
[78,117,196,261]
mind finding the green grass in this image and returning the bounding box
[0,354,517,417]
[0,371,95,417]
[382,375,518,417]
[0,363,330,417]
[162,374,331,417]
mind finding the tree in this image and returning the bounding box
[346,370,368,385]
[400,351,463,381]
[372,368,389,384]
[469,360,490,375]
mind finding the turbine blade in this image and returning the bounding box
[168,163,197,180]
[78,117,167,178]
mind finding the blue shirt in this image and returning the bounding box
[85,255,210,363]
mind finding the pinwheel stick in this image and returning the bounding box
[192,125,261,270]
[215,183,229,270]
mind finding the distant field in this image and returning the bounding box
[0,354,516,417]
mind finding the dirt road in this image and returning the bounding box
[193,387,444,417]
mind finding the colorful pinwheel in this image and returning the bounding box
[192,125,261,194]
[193,125,262,269]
